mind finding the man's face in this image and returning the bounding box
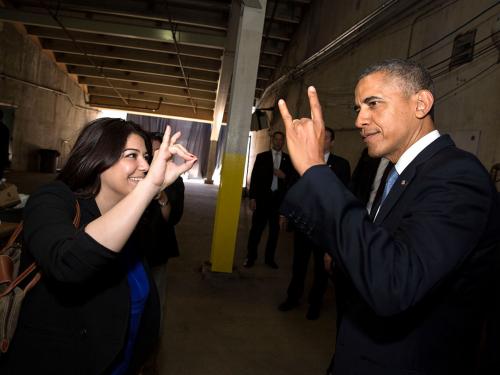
[354,71,421,163]
[271,133,284,151]
[323,131,333,153]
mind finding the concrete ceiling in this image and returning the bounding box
[0,0,311,122]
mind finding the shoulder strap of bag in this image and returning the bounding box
[3,223,23,250]
[4,200,81,247]
[0,200,81,295]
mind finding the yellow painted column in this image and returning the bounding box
[210,0,267,273]
[210,153,245,271]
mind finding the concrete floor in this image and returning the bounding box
[5,172,338,375]
[159,181,337,375]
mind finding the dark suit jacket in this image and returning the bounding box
[282,135,500,374]
[326,154,351,187]
[249,150,294,204]
[143,176,185,267]
[349,148,381,205]
[1,181,160,375]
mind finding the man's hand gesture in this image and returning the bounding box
[278,86,325,175]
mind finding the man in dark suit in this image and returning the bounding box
[278,59,500,374]
[323,127,351,185]
[349,148,381,206]
[244,131,293,269]
[278,127,350,319]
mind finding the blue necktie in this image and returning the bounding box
[380,166,399,204]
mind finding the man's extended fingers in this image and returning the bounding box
[278,99,293,129]
[308,86,324,125]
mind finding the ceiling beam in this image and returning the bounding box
[56,53,220,83]
[81,77,216,101]
[89,96,214,122]
[73,67,217,92]
[15,0,229,31]
[42,39,221,72]
[27,26,223,60]
[87,87,214,110]
[0,8,226,48]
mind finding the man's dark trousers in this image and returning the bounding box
[247,190,281,263]
[286,230,328,307]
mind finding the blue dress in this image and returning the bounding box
[110,249,150,375]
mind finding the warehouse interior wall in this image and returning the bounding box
[0,22,97,172]
[251,0,500,176]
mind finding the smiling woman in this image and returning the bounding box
[0,118,197,375]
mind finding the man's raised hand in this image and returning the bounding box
[278,86,325,175]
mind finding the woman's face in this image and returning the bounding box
[99,133,150,200]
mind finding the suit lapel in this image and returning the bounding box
[374,135,455,224]
[326,154,335,169]
[279,152,287,168]
[374,168,414,224]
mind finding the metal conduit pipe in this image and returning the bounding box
[257,0,425,107]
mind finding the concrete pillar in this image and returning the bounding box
[204,140,218,184]
[210,0,267,273]
[204,0,241,185]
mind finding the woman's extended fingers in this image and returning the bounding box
[169,131,181,146]
[162,126,172,146]
[168,143,196,160]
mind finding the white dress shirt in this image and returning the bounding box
[324,151,331,163]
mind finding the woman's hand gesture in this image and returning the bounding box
[147,126,197,191]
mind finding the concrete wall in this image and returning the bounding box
[253,0,500,174]
[0,22,98,172]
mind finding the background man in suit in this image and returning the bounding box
[323,127,350,185]
[279,127,350,320]
[278,59,500,374]
[244,131,293,269]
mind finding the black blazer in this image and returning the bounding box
[326,154,351,187]
[282,135,500,374]
[0,181,160,375]
[143,176,185,267]
[349,148,381,205]
[248,150,294,203]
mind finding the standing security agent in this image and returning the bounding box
[244,131,294,269]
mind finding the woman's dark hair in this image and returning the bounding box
[58,118,151,198]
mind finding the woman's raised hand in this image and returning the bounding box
[147,126,197,191]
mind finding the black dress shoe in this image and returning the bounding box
[265,260,279,269]
[278,299,299,312]
[243,259,254,268]
[306,305,320,320]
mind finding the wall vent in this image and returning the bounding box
[449,29,477,70]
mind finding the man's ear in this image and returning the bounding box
[415,90,434,119]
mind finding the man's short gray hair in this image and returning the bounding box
[359,59,434,97]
